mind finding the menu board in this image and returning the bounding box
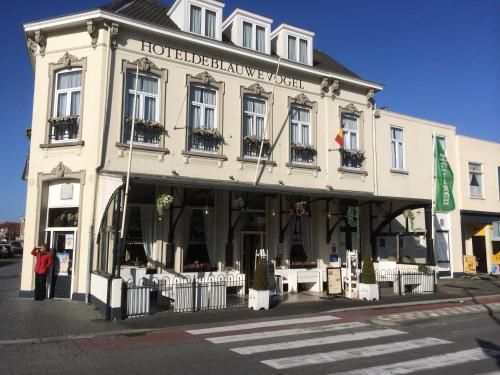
[327,267,342,295]
[56,252,71,275]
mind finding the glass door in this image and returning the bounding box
[242,233,265,293]
[51,230,76,298]
[436,230,451,276]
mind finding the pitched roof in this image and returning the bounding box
[100,0,362,80]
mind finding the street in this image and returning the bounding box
[0,301,499,374]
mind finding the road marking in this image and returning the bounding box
[231,328,406,355]
[329,348,500,375]
[261,337,450,369]
[186,315,339,335]
[207,322,368,344]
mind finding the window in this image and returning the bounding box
[205,10,216,38]
[190,5,202,34]
[291,105,313,163]
[243,96,267,157]
[341,114,358,150]
[288,36,297,61]
[256,26,265,52]
[51,69,82,142]
[469,162,483,198]
[299,39,308,64]
[124,71,160,145]
[391,127,405,170]
[189,85,218,152]
[497,167,500,200]
[243,22,253,48]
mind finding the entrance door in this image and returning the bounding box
[51,231,75,298]
[242,233,265,292]
[436,231,451,277]
[472,236,487,273]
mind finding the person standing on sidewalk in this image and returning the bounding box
[31,244,53,301]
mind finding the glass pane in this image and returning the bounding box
[144,96,156,120]
[398,143,404,168]
[391,141,397,169]
[139,75,158,95]
[291,106,299,121]
[299,39,308,63]
[288,36,296,60]
[243,22,253,48]
[342,115,357,131]
[190,104,201,128]
[243,96,253,112]
[57,70,81,89]
[256,26,265,52]
[301,124,309,144]
[256,116,265,138]
[203,88,216,105]
[190,6,202,34]
[254,98,265,115]
[350,132,357,150]
[291,123,298,143]
[205,107,215,128]
[56,93,67,116]
[127,93,140,118]
[299,108,310,124]
[243,114,252,136]
[205,10,216,38]
[70,91,80,116]
[190,86,202,103]
[392,128,403,141]
[469,163,481,172]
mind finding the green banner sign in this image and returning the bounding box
[435,140,455,212]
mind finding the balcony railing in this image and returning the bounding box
[340,149,365,169]
[291,144,316,164]
[243,137,270,158]
[188,128,223,153]
[124,119,163,145]
[48,116,79,143]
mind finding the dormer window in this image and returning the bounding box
[288,36,309,63]
[271,24,314,65]
[188,3,218,38]
[222,9,272,54]
[243,22,252,48]
[256,26,265,52]
[189,5,201,34]
[205,10,216,38]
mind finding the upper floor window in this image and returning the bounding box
[205,10,216,38]
[469,162,483,198]
[299,39,308,64]
[288,35,309,63]
[340,113,365,169]
[50,68,82,142]
[291,105,314,164]
[288,36,297,60]
[243,22,252,48]
[342,114,358,150]
[498,166,500,200]
[188,85,219,152]
[124,72,161,145]
[391,127,405,170]
[256,26,265,52]
[190,5,216,38]
[243,96,267,157]
[241,22,266,52]
[190,5,202,34]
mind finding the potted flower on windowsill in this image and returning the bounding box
[248,259,270,310]
[340,149,366,168]
[358,250,379,301]
[191,127,223,144]
[48,115,79,125]
[291,143,317,153]
[126,118,165,133]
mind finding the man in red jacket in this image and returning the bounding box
[31,244,53,300]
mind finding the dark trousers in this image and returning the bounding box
[34,273,47,300]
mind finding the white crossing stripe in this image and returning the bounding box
[207,322,368,344]
[261,337,450,369]
[231,328,406,355]
[330,348,500,375]
[186,315,339,335]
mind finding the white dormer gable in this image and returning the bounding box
[222,9,273,54]
[168,0,225,41]
[271,24,314,66]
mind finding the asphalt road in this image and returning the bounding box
[1,306,499,374]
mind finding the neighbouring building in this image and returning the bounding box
[20,0,500,318]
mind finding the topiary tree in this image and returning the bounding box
[361,250,376,284]
[252,259,269,290]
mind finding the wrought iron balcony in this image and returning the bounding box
[123,120,163,145]
[340,149,366,169]
[243,137,270,158]
[188,128,223,153]
[291,144,316,164]
[48,116,79,143]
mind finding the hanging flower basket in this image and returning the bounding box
[291,143,316,153]
[126,118,164,132]
[292,201,308,216]
[156,194,174,218]
[48,115,79,125]
[233,197,245,210]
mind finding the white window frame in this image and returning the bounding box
[241,21,267,53]
[255,25,266,53]
[243,95,267,138]
[290,105,311,145]
[299,39,308,64]
[189,85,218,129]
[125,72,160,122]
[205,9,216,38]
[390,126,405,170]
[286,34,310,64]
[341,114,358,150]
[242,21,253,49]
[468,162,484,199]
[189,4,217,39]
[53,68,82,118]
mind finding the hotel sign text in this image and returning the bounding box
[141,40,305,89]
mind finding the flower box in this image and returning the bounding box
[48,115,79,125]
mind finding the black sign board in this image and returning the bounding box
[166,243,174,269]
[225,243,234,267]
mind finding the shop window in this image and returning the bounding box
[468,162,483,198]
[289,216,314,268]
[121,206,154,268]
[48,207,78,227]
[183,209,216,272]
[241,212,266,232]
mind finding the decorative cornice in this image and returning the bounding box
[133,56,157,72]
[320,78,330,98]
[51,162,72,178]
[27,37,37,57]
[86,20,98,49]
[293,92,314,107]
[194,70,216,85]
[34,30,46,57]
[57,51,79,67]
[110,22,119,49]
[246,82,269,97]
[367,89,375,108]
[331,80,340,98]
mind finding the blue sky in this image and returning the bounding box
[1,0,499,221]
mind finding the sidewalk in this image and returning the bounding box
[1,261,499,343]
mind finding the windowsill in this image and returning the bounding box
[40,140,84,149]
[237,156,277,166]
[115,142,169,154]
[182,150,227,161]
[469,196,485,200]
[337,166,368,176]
[286,162,321,171]
[390,169,409,175]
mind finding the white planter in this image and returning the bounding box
[358,283,379,301]
[248,288,270,310]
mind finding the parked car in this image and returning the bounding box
[9,241,22,255]
[0,243,13,258]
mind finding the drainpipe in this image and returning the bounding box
[371,103,378,196]
[85,225,93,304]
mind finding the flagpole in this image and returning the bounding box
[253,57,281,186]
[120,64,140,239]
[431,132,436,266]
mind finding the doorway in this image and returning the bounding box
[472,236,487,273]
[48,230,76,298]
[242,233,265,292]
[436,231,451,276]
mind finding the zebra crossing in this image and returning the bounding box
[186,314,500,374]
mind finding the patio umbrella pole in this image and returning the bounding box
[253,57,282,186]
[120,64,140,239]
